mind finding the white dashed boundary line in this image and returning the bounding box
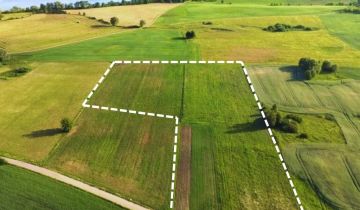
[81,60,304,210]
[242,65,304,210]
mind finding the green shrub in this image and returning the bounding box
[139,19,146,27]
[265,104,282,127]
[298,133,308,139]
[299,57,318,71]
[0,67,32,78]
[202,21,213,25]
[286,114,302,123]
[110,17,119,26]
[264,23,315,32]
[321,60,332,72]
[185,31,196,39]
[325,114,336,121]
[330,64,337,73]
[0,158,6,165]
[305,70,314,80]
[61,118,72,132]
[280,119,298,133]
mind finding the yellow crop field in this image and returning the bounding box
[0,14,121,53]
[66,3,180,27]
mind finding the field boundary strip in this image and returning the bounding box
[81,60,304,210]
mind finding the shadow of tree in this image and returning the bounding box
[0,158,6,166]
[279,65,305,81]
[119,25,140,29]
[23,128,63,138]
[91,24,112,28]
[226,117,264,134]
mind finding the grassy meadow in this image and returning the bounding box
[0,1,359,210]
[89,64,183,115]
[46,110,175,209]
[0,164,124,210]
[0,12,32,20]
[0,62,108,161]
[183,64,297,209]
[0,14,124,53]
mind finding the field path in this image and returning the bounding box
[1,157,149,210]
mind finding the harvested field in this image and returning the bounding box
[67,3,180,27]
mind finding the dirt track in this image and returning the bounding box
[1,156,149,210]
[176,126,191,210]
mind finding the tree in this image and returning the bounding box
[304,70,315,80]
[265,104,282,127]
[330,64,337,73]
[185,31,196,39]
[61,118,72,132]
[280,119,298,133]
[0,12,4,20]
[110,17,119,26]
[321,60,332,72]
[298,57,317,71]
[139,19,146,27]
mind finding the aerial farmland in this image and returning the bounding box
[0,0,359,209]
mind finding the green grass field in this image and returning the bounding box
[45,63,299,209]
[46,110,175,209]
[183,64,296,209]
[0,62,108,161]
[0,14,123,53]
[0,163,124,210]
[89,64,183,115]
[17,28,198,61]
[45,64,185,209]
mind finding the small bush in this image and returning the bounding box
[185,31,196,39]
[0,67,32,78]
[280,119,298,133]
[286,114,302,123]
[82,12,86,16]
[298,133,308,139]
[202,21,213,25]
[110,17,119,26]
[61,118,72,132]
[305,70,315,80]
[325,114,336,121]
[264,23,315,32]
[139,19,146,27]
[321,60,332,72]
[330,64,337,73]
[0,158,6,165]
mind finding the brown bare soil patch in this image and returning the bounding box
[176,126,191,210]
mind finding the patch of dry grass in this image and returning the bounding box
[67,3,180,27]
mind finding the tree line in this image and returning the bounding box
[2,0,183,14]
[263,23,316,32]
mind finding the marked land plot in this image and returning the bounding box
[88,64,183,116]
[49,61,303,210]
[47,110,175,209]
